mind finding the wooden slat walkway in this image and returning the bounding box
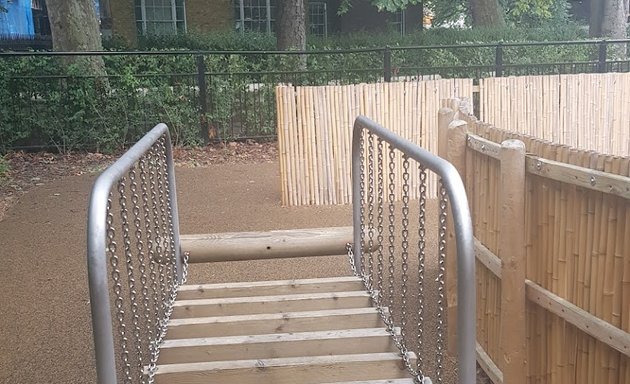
[155,276,415,384]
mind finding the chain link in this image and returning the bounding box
[367,131,375,289]
[387,145,396,329]
[119,174,144,381]
[359,130,366,276]
[106,193,133,384]
[400,156,410,347]
[436,182,448,383]
[376,138,385,307]
[417,165,427,377]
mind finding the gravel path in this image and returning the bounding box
[0,161,462,383]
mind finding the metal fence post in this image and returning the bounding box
[383,47,392,82]
[196,54,210,145]
[598,40,608,73]
[495,43,503,77]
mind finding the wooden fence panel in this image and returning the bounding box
[480,73,630,157]
[276,80,473,206]
[451,100,630,384]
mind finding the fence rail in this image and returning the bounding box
[87,123,185,384]
[441,99,630,384]
[2,38,630,151]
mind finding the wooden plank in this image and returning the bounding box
[467,133,501,160]
[166,307,388,339]
[525,279,630,357]
[525,155,630,199]
[474,238,502,278]
[476,341,504,384]
[158,328,398,364]
[181,227,352,263]
[499,139,527,384]
[177,276,364,300]
[172,291,374,318]
[153,352,416,384]
[319,380,415,384]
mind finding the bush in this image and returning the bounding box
[0,23,603,152]
[0,155,8,179]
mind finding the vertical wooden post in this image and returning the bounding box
[499,139,527,383]
[439,106,469,356]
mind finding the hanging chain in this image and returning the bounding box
[417,165,428,378]
[119,173,144,381]
[106,194,133,384]
[359,130,366,277]
[376,138,385,306]
[367,131,375,289]
[400,156,410,347]
[436,182,448,384]
[387,144,396,329]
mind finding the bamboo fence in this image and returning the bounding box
[480,73,630,157]
[276,79,474,206]
[443,99,630,384]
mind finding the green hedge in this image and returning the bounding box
[1,24,608,153]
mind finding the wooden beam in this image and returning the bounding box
[181,227,354,263]
[474,238,502,278]
[476,341,503,384]
[153,352,416,384]
[177,276,364,300]
[525,155,630,199]
[166,307,388,340]
[328,380,415,384]
[158,328,398,364]
[525,280,630,358]
[466,133,501,160]
[172,291,374,319]
[498,139,527,384]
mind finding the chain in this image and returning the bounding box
[417,165,428,378]
[376,138,385,307]
[387,145,396,329]
[119,175,144,381]
[106,194,133,384]
[359,130,366,277]
[137,156,154,383]
[400,156,410,347]
[367,131,375,289]
[436,182,448,383]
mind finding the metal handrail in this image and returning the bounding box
[351,115,475,384]
[87,123,182,384]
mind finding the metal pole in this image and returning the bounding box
[383,47,392,82]
[196,55,210,145]
[495,42,503,77]
[598,40,608,73]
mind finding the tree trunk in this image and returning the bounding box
[590,0,604,36]
[276,0,306,51]
[590,0,627,57]
[469,0,506,27]
[46,0,107,77]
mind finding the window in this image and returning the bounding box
[135,0,186,36]
[309,2,327,37]
[390,9,406,35]
[234,0,328,37]
[234,0,276,34]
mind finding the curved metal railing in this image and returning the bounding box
[87,124,184,384]
[350,116,475,384]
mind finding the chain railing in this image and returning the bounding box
[87,123,187,384]
[350,116,475,384]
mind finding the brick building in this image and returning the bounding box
[105,0,424,45]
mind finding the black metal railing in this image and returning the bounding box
[1,38,630,151]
